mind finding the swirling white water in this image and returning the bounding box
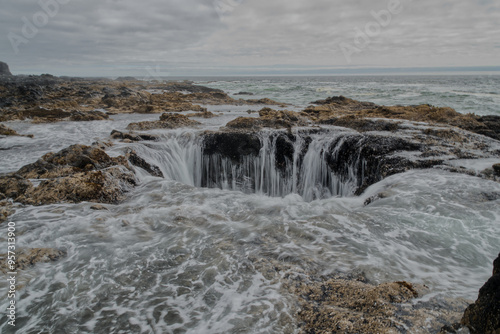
[1,76,499,333]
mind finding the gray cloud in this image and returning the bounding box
[0,0,498,76]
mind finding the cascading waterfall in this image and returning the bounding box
[131,129,363,201]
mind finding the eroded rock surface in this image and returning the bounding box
[0,75,285,123]
[303,96,500,141]
[250,257,469,334]
[0,61,12,76]
[226,108,308,130]
[127,113,201,131]
[461,253,500,334]
[0,123,20,136]
[0,144,136,205]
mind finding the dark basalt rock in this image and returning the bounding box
[110,130,159,142]
[198,129,437,196]
[469,115,500,141]
[161,82,224,94]
[461,253,500,334]
[126,113,201,131]
[127,150,164,178]
[0,61,12,76]
[203,132,261,162]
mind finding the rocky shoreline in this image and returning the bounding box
[1,72,499,333]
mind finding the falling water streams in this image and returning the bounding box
[1,76,500,332]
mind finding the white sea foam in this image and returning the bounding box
[1,75,499,333]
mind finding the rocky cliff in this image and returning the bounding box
[0,61,12,76]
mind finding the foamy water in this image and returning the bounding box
[1,76,500,333]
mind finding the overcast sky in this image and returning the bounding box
[1,0,499,76]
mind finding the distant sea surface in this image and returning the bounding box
[176,75,500,116]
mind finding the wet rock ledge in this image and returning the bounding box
[1,144,131,205]
[0,73,284,123]
[460,253,500,334]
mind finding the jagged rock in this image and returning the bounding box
[0,176,33,199]
[126,113,201,131]
[17,144,126,179]
[493,164,500,177]
[203,132,261,162]
[311,95,378,110]
[0,248,66,274]
[226,108,307,130]
[127,150,164,178]
[110,130,159,142]
[16,168,135,205]
[461,253,500,333]
[21,106,72,121]
[134,104,156,113]
[1,144,136,205]
[293,278,422,333]
[0,61,12,76]
[0,124,20,136]
[69,110,109,121]
[318,115,401,132]
[90,204,108,210]
[303,97,500,141]
[251,257,467,334]
[200,130,434,195]
[114,76,138,82]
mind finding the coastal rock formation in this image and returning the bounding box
[110,130,159,142]
[185,110,219,118]
[461,253,500,333]
[0,123,33,137]
[226,108,308,130]
[198,122,499,197]
[303,96,500,141]
[0,61,12,76]
[126,113,201,131]
[0,144,137,205]
[0,75,287,123]
[250,257,468,334]
[0,123,20,136]
[127,150,164,178]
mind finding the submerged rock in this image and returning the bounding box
[185,110,219,118]
[461,253,500,333]
[0,201,14,223]
[252,257,468,334]
[0,248,66,273]
[0,123,20,136]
